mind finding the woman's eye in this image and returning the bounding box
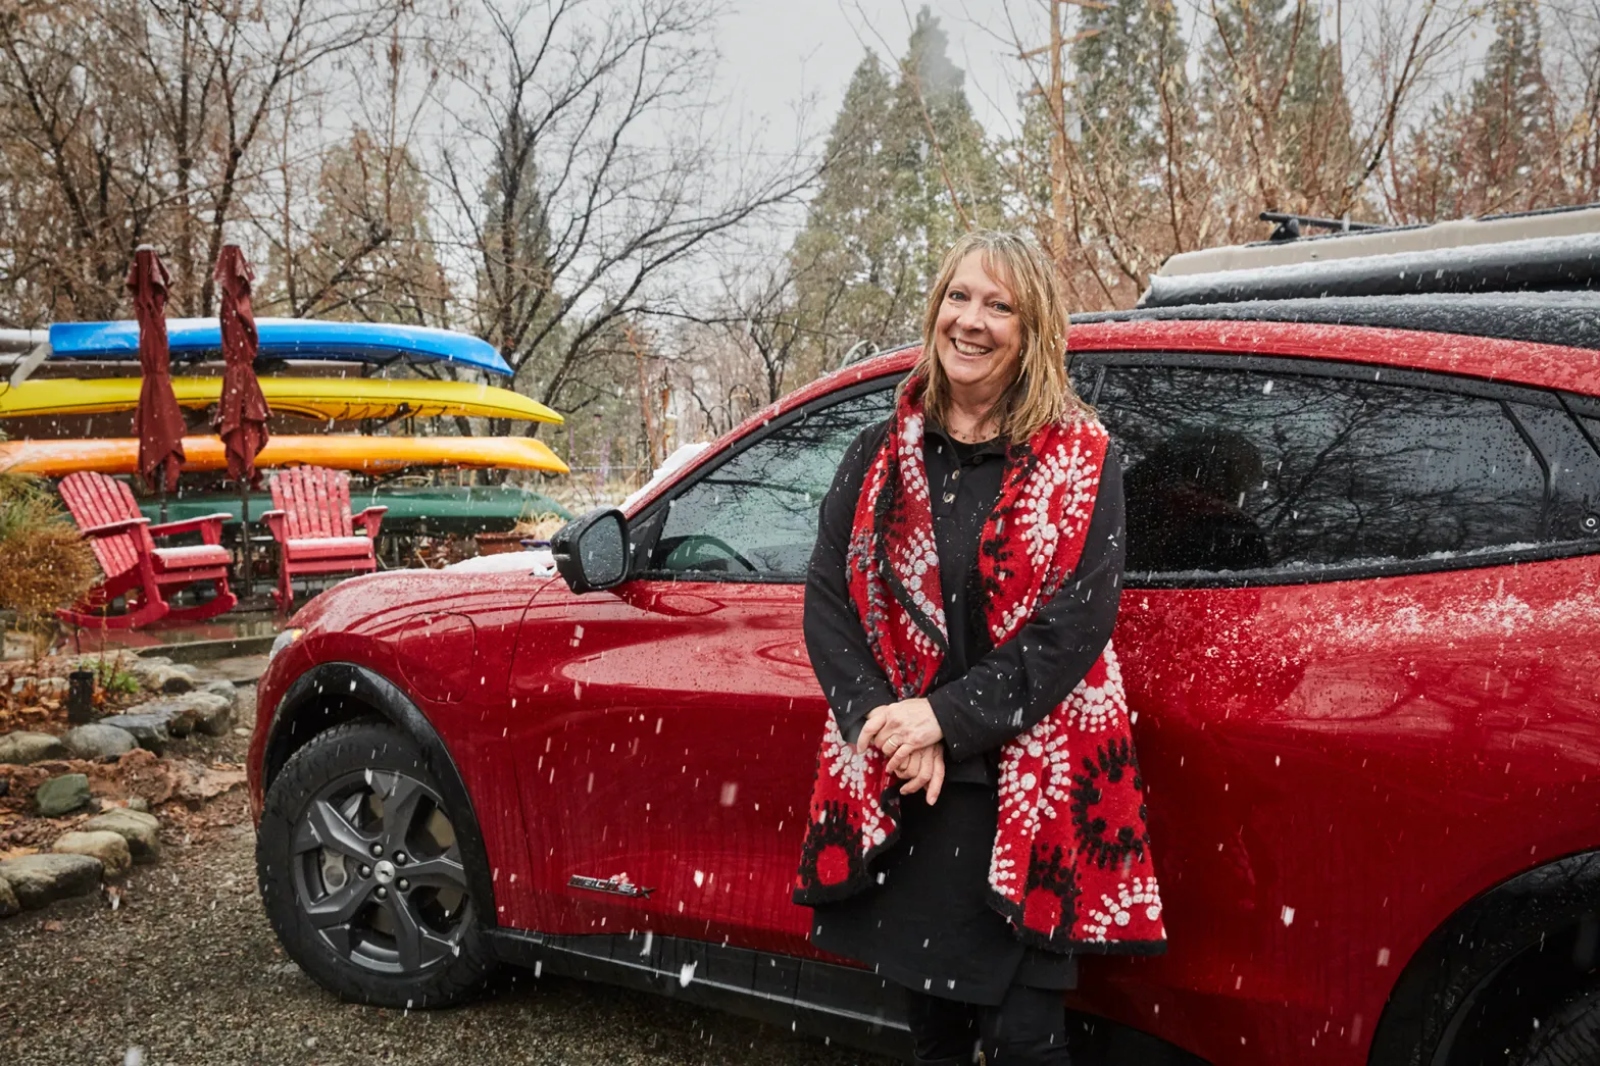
[992,302,1012,314]
[947,289,968,302]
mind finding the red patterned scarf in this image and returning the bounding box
[793,375,1166,954]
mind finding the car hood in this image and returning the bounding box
[288,561,559,643]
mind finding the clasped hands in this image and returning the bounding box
[856,698,945,804]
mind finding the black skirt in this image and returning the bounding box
[809,783,1078,1007]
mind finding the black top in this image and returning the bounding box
[804,419,1125,786]
[802,417,1125,1002]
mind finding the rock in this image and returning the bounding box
[52,830,132,877]
[126,796,149,813]
[61,724,139,760]
[0,731,67,766]
[126,656,195,694]
[201,680,239,706]
[154,668,195,694]
[111,693,232,739]
[82,808,161,863]
[124,655,168,680]
[0,875,18,918]
[133,699,199,737]
[116,749,174,806]
[177,693,233,735]
[171,760,247,803]
[95,714,169,754]
[35,773,91,816]
[0,853,102,908]
[6,676,65,696]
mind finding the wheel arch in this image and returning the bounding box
[262,661,500,928]
[1369,849,1600,1066]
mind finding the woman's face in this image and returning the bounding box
[933,251,1024,400]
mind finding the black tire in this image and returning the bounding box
[1515,981,1600,1066]
[257,720,496,1008]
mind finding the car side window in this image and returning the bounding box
[647,386,897,580]
[1097,362,1547,576]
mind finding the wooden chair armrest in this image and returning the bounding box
[260,510,289,541]
[80,516,151,538]
[353,506,388,540]
[148,513,234,545]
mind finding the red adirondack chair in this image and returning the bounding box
[261,465,387,612]
[57,471,238,629]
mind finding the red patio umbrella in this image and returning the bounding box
[213,243,271,596]
[213,244,269,484]
[128,245,185,495]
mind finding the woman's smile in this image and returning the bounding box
[934,251,1024,403]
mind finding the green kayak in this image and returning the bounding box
[139,484,570,537]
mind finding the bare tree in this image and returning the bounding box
[0,0,394,324]
[998,0,1478,309]
[436,0,818,431]
[255,12,454,326]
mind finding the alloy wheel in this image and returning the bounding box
[289,767,472,975]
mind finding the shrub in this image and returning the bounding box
[0,475,98,626]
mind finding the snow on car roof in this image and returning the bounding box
[1141,232,1600,308]
[1076,291,1600,354]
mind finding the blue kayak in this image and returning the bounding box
[48,318,513,377]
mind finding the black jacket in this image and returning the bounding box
[803,419,1126,785]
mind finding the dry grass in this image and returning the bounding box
[0,475,98,637]
[511,510,568,541]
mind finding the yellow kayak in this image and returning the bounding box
[0,435,570,476]
[0,377,562,424]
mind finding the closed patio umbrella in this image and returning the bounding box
[129,245,185,497]
[214,243,270,596]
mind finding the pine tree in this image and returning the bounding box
[1073,0,1188,164]
[1466,0,1560,209]
[1391,0,1562,221]
[268,130,450,326]
[1198,0,1360,222]
[1058,0,1195,301]
[787,8,998,383]
[476,118,564,397]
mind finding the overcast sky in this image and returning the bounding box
[716,1,1029,150]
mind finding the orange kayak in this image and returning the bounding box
[0,435,569,476]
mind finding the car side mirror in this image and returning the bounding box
[551,507,630,593]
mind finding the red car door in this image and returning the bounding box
[1073,354,1600,1065]
[507,384,896,954]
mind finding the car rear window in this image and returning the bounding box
[1097,364,1547,576]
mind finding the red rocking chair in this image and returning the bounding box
[261,465,387,612]
[57,471,238,629]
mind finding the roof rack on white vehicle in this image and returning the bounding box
[1143,203,1600,309]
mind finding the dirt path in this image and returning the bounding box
[0,688,896,1066]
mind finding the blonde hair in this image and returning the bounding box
[907,230,1091,443]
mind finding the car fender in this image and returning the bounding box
[1370,848,1600,1065]
[261,660,500,929]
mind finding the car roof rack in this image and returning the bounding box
[1144,203,1600,308]
[1259,211,1387,242]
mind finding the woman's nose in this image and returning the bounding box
[955,302,983,331]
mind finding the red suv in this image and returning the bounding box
[249,298,1600,1066]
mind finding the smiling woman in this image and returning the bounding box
[793,231,1163,1066]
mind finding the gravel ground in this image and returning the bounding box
[0,686,898,1066]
